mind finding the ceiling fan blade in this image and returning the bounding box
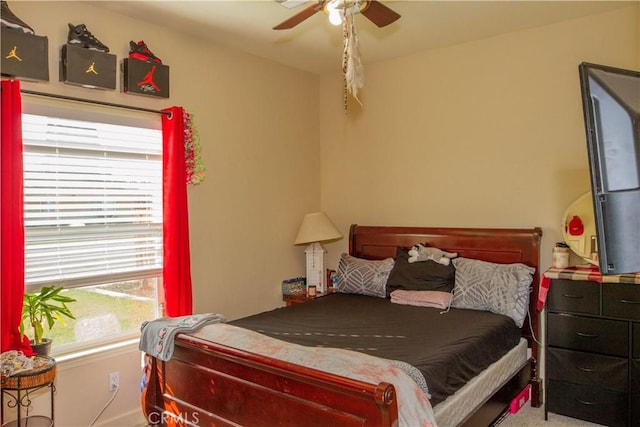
[361,0,401,27]
[273,2,324,30]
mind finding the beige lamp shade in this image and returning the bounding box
[294,212,342,245]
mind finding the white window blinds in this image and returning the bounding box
[22,113,163,291]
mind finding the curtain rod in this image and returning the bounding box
[20,89,170,116]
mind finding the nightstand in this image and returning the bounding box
[283,288,336,307]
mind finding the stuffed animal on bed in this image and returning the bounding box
[408,244,458,265]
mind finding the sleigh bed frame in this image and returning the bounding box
[142,224,542,426]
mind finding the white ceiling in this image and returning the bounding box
[98,1,633,75]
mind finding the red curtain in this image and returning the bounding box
[1,80,33,354]
[162,107,193,316]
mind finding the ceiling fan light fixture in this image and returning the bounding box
[328,8,343,25]
[272,0,401,109]
[273,0,398,30]
[324,0,367,22]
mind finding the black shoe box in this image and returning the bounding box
[60,44,116,90]
[1,28,49,81]
[122,58,169,98]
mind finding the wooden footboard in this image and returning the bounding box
[142,336,399,426]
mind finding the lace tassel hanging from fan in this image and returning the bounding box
[342,13,364,110]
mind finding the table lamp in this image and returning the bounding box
[294,212,342,293]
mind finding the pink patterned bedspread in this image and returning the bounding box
[187,323,437,427]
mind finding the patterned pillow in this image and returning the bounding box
[450,257,535,327]
[336,253,395,298]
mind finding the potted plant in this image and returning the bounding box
[20,285,76,356]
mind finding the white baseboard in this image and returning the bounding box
[94,408,146,427]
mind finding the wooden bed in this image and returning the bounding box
[142,224,542,426]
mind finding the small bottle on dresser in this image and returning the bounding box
[552,242,570,269]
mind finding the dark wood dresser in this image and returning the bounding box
[543,266,640,427]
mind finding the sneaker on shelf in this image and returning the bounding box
[1,1,34,34]
[128,40,162,64]
[67,23,109,53]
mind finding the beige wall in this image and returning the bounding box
[4,2,639,426]
[8,2,318,426]
[320,5,639,271]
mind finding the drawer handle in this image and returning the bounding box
[620,299,640,304]
[577,332,598,338]
[562,294,583,299]
[576,366,596,373]
[576,399,597,406]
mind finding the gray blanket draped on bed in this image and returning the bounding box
[140,313,226,361]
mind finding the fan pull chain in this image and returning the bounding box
[342,18,349,111]
[343,79,348,112]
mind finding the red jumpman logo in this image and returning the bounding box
[137,65,160,92]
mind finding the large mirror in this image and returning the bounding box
[561,192,598,266]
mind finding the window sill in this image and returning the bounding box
[54,338,140,369]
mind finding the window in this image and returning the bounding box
[22,106,163,355]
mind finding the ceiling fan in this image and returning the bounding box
[273,0,401,30]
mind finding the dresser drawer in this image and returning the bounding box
[629,361,639,426]
[547,348,627,392]
[632,359,640,393]
[547,313,628,357]
[548,279,599,315]
[603,283,640,320]
[634,323,640,358]
[547,380,628,427]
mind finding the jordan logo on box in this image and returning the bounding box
[5,46,22,61]
[137,64,160,93]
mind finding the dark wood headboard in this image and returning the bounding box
[349,224,542,268]
[349,224,543,374]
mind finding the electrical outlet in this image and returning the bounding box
[109,371,120,391]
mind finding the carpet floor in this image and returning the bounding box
[498,403,605,427]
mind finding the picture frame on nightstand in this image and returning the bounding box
[327,269,337,289]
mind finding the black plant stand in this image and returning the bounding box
[1,355,55,427]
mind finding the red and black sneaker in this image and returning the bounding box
[129,40,162,64]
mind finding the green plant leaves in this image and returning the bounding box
[21,285,76,345]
